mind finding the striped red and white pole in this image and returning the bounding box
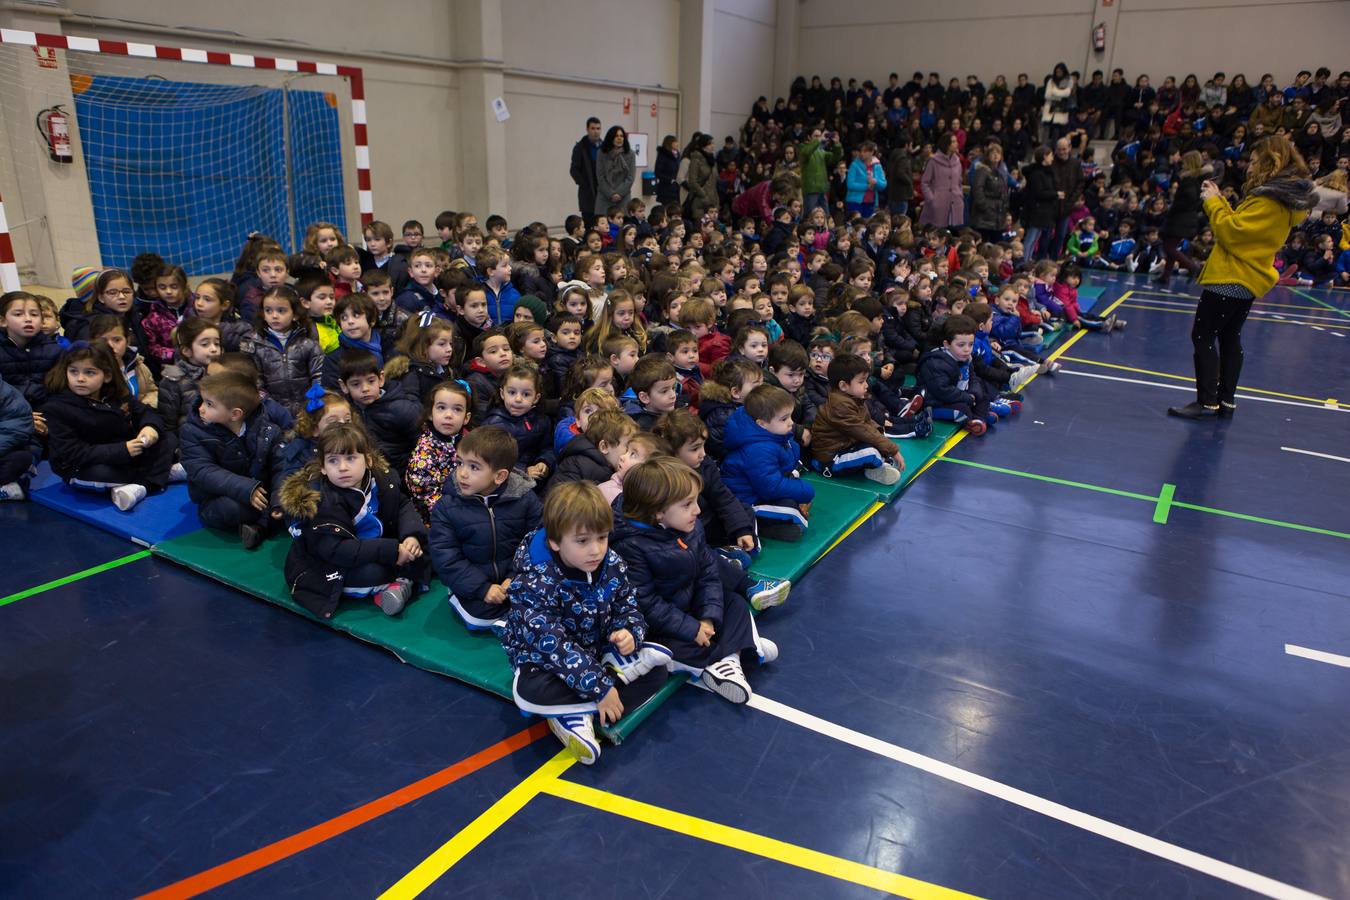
[0,191,19,292]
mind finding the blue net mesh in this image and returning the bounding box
[73,75,345,273]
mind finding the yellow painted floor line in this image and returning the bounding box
[541,778,985,899]
[378,750,576,899]
[1058,356,1339,405]
[819,500,884,559]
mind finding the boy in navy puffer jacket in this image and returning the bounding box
[428,426,542,631]
[917,315,993,436]
[720,385,814,542]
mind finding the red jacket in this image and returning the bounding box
[698,330,732,379]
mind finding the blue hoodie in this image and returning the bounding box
[720,407,814,507]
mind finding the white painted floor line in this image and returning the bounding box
[748,695,1326,900]
[1285,644,1350,669]
[1057,370,1349,413]
[1123,295,1350,325]
[1279,447,1350,464]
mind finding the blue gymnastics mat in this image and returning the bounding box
[28,462,203,547]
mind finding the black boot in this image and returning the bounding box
[1217,402,1235,419]
[1167,401,1220,419]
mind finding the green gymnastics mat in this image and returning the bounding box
[746,478,878,584]
[151,529,680,743]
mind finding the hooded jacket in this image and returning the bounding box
[156,357,209,432]
[611,514,724,642]
[354,380,422,472]
[1199,177,1316,296]
[0,332,62,408]
[280,458,429,618]
[551,433,614,486]
[696,384,739,460]
[180,404,287,510]
[720,406,814,507]
[43,390,166,480]
[499,528,647,701]
[0,379,36,458]
[428,470,542,606]
[695,454,755,544]
[240,327,323,415]
[481,405,556,472]
[917,347,976,408]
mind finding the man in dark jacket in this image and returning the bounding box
[569,117,603,225]
[181,371,287,547]
[885,140,916,216]
[1050,137,1085,257]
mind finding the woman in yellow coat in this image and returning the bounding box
[1168,136,1317,419]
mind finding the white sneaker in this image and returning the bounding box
[601,642,673,684]
[548,713,600,765]
[169,462,188,483]
[864,462,901,485]
[1009,364,1038,393]
[0,481,26,501]
[756,637,779,665]
[700,654,751,704]
[111,483,148,511]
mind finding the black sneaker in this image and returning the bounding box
[1167,402,1220,420]
[240,523,263,550]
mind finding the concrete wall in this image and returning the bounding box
[708,0,777,143]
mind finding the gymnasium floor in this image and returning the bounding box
[4,272,1349,899]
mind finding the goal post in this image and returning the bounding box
[0,27,372,292]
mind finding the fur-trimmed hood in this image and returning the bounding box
[279,453,391,519]
[1251,176,1317,211]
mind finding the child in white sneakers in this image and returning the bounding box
[500,480,669,764]
[612,457,778,704]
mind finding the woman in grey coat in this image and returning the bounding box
[596,126,636,216]
[968,141,1009,241]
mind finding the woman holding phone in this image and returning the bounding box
[1168,135,1317,420]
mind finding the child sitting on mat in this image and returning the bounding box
[720,384,814,542]
[180,371,288,549]
[429,425,543,631]
[280,423,429,619]
[612,456,777,705]
[501,480,668,765]
[809,353,905,484]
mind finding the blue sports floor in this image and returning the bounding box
[4,272,1350,899]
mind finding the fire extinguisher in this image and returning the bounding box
[1093,23,1107,52]
[36,105,73,164]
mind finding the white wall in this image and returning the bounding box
[709,0,777,142]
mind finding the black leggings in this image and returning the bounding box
[1161,236,1199,280]
[1190,290,1254,406]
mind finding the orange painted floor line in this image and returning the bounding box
[138,723,548,900]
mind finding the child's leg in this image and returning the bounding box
[929,403,972,424]
[341,561,398,596]
[196,495,257,531]
[513,663,599,716]
[826,443,885,474]
[136,432,179,491]
[0,448,34,487]
[753,505,807,542]
[448,591,507,631]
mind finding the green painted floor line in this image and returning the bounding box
[0,550,152,609]
[938,458,1350,541]
[936,457,1158,501]
[1153,483,1176,525]
[1291,288,1350,322]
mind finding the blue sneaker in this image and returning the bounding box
[716,545,754,570]
[548,713,600,765]
[913,405,933,438]
[747,578,791,611]
[601,642,672,683]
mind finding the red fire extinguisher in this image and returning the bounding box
[1093,23,1107,52]
[36,105,73,164]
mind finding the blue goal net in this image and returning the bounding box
[73,74,347,274]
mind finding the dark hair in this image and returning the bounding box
[337,349,383,382]
[472,326,511,360]
[253,285,309,334]
[499,359,543,395]
[602,125,631,154]
[459,424,519,474]
[768,339,808,372]
[45,342,127,403]
[334,292,378,327]
[826,352,870,387]
[586,116,601,127]
[942,314,977,341]
[629,356,678,396]
[652,408,708,450]
[743,383,795,421]
[198,370,261,416]
[316,421,377,460]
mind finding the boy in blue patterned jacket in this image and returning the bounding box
[501,480,670,764]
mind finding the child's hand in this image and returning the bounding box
[271,509,284,520]
[484,583,508,605]
[800,427,811,446]
[137,426,159,447]
[889,453,906,472]
[526,462,549,479]
[396,537,423,566]
[125,438,145,457]
[250,486,268,511]
[798,502,811,519]
[597,687,624,725]
[736,534,756,552]
[609,629,635,656]
[695,619,715,647]
[32,412,47,436]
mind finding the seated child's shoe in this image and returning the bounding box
[901,392,925,419]
[169,462,188,483]
[716,545,754,570]
[490,618,508,638]
[747,577,791,611]
[912,405,933,438]
[111,483,148,511]
[864,462,902,485]
[239,522,264,550]
[985,412,1000,426]
[0,481,27,501]
[548,713,600,765]
[756,637,779,665]
[1001,389,1025,402]
[700,654,751,704]
[965,419,987,436]
[1009,365,1037,393]
[1104,314,1119,332]
[601,642,673,684]
[883,420,916,440]
[1004,399,1022,415]
[989,399,1012,417]
[376,578,414,616]
[1114,318,1128,329]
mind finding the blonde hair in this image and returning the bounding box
[1245,135,1310,192]
[1179,151,1205,178]
[1317,170,1348,193]
[621,456,703,525]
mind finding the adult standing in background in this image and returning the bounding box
[654,135,681,206]
[596,126,636,218]
[969,140,1009,243]
[1154,150,1207,287]
[798,127,842,217]
[919,132,964,229]
[569,117,603,225]
[1169,135,1316,420]
[1041,62,1073,142]
[1049,136,1083,258]
[684,133,719,220]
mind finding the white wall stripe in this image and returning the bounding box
[180,47,209,63]
[351,99,367,124]
[0,262,20,294]
[355,146,370,169]
[126,42,157,58]
[1285,645,1350,669]
[0,28,38,46]
[0,199,10,233]
[229,52,255,68]
[66,35,101,52]
[316,62,338,75]
[358,190,374,214]
[276,57,298,71]
[748,695,1326,900]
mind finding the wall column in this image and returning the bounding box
[772,0,799,101]
[451,0,508,217]
[679,0,714,139]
